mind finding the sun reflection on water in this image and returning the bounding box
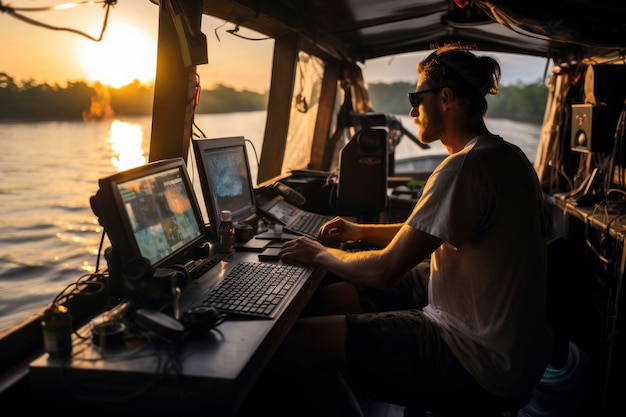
[108,120,147,171]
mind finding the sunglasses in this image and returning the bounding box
[407,87,444,107]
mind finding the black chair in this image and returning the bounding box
[335,127,388,222]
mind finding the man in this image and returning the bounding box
[258,44,553,417]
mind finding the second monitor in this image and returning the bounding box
[192,136,258,242]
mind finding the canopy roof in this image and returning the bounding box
[202,0,626,63]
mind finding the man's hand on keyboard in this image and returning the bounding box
[279,236,327,267]
[318,217,359,243]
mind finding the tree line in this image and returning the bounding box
[368,80,548,124]
[0,73,268,122]
[0,72,547,124]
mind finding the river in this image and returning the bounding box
[0,111,541,332]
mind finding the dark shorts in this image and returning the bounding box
[343,261,520,410]
[357,259,430,312]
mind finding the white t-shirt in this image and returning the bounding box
[409,135,554,396]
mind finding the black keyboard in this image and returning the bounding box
[288,213,331,238]
[199,261,307,318]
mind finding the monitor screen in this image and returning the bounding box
[192,137,257,242]
[90,158,207,270]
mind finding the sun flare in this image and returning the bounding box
[78,22,157,88]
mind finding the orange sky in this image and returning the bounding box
[0,1,548,91]
[0,1,275,91]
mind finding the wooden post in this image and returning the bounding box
[257,33,299,183]
[149,0,205,163]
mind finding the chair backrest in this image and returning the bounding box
[336,127,388,220]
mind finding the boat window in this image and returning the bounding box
[359,50,547,172]
[193,16,274,185]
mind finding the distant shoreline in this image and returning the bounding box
[0,113,543,127]
[0,79,547,126]
[0,110,256,124]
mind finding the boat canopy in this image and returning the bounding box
[200,0,626,64]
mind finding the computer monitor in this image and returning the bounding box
[192,137,257,243]
[90,157,207,270]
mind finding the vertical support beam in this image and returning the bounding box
[309,60,340,170]
[257,33,299,183]
[149,0,203,163]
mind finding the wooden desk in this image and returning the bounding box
[29,251,325,414]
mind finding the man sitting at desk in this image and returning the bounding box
[246,44,553,417]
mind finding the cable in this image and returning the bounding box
[0,0,117,42]
[245,138,260,168]
[295,56,308,113]
[607,100,626,190]
[584,186,626,267]
[191,73,207,139]
[584,202,612,265]
[225,24,271,41]
[2,0,108,12]
[95,227,106,272]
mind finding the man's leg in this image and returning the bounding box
[273,315,364,417]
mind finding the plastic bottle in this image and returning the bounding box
[217,209,235,255]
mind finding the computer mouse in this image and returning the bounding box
[181,306,226,332]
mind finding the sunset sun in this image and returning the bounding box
[78,22,157,88]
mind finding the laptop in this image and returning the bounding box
[191,136,333,240]
[257,195,333,239]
